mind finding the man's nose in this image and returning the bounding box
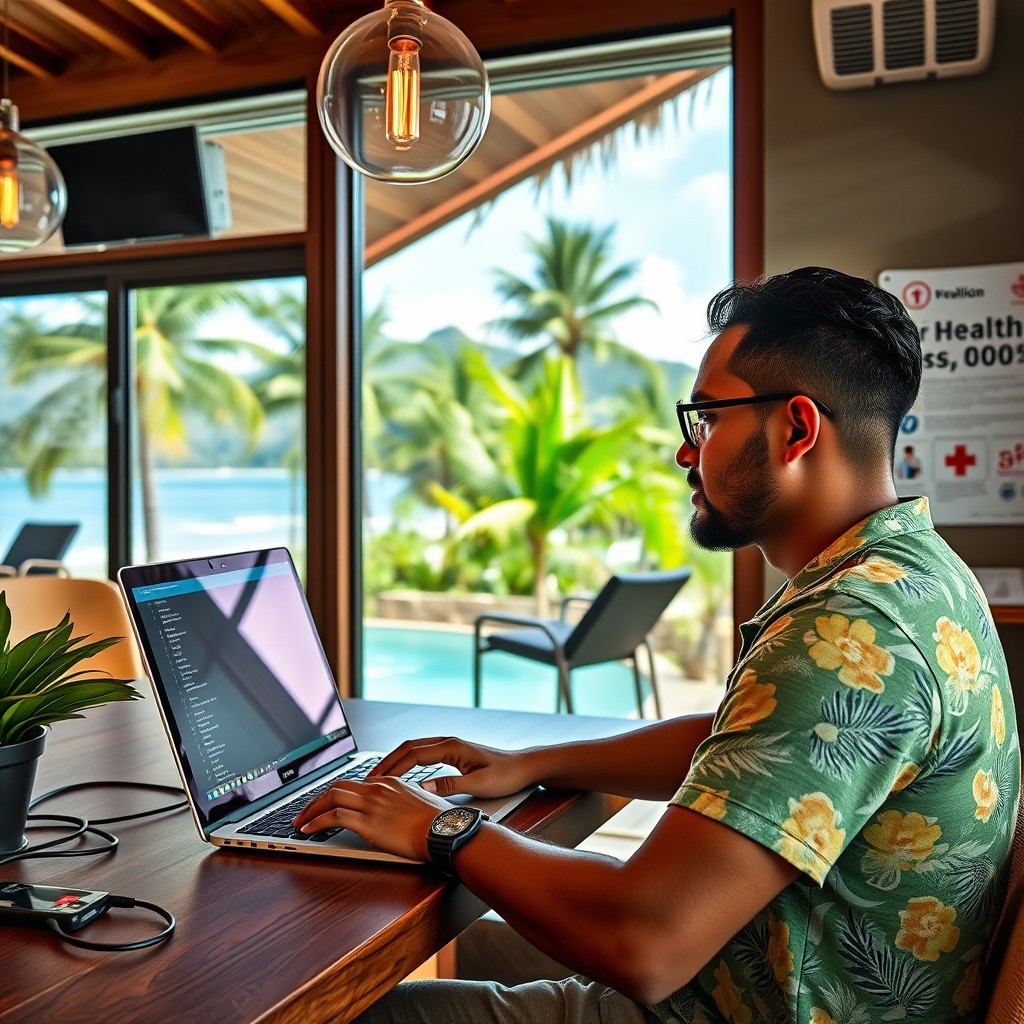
[675,440,698,469]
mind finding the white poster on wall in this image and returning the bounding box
[879,261,1024,525]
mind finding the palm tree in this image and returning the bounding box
[237,284,307,551]
[431,350,684,616]
[4,285,277,559]
[490,217,661,382]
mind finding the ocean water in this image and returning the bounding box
[0,466,441,574]
[0,467,307,573]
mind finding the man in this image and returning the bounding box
[296,267,1019,1024]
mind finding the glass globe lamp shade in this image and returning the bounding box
[317,0,490,184]
[0,99,67,253]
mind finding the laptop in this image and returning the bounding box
[118,547,533,862]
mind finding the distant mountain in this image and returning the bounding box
[417,324,697,407]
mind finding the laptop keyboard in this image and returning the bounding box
[236,758,442,842]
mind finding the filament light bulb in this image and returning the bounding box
[317,0,490,183]
[0,99,67,252]
[0,149,18,228]
[386,36,421,148]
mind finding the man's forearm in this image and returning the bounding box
[522,712,714,800]
[452,798,796,1005]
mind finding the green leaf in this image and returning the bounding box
[0,594,144,746]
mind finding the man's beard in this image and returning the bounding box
[688,428,781,551]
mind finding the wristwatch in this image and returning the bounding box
[426,807,487,878]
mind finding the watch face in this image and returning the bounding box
[431,808,477,836]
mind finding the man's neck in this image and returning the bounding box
[762,479,900,581]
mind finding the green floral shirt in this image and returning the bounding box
[657,498,1019,1024]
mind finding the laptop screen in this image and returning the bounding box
[120,549,357,832]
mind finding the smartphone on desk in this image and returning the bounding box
[0,882,111,932]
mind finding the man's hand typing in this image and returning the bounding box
[367,735,539,799]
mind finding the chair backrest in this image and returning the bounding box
[1,522,80,574]
[563,568,692,666]
[0,576,144,679]
[982,798,1024,1021]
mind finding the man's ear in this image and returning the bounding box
[782,396,822,464]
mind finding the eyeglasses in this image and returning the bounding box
[675,392,834,449]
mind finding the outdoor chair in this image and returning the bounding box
[473,568,692,718]
[0,521,79,577]
[0,576,144,679]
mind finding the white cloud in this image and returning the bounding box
[380,283,495,341]
[616,254,713,365]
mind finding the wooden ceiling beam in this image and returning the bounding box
[14,27,324,122]
[0,23,65,78]
[365,67,716,266]
[490,94,550,147]
[33,0,152,61]
[119,0,228,54]
[12,0,731,123]
[254,0,330,37]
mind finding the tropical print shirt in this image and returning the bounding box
[654,497,1019,1024]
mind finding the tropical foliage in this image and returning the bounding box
[1,216,732,681]
[491,217,657,366]
[430,350,684,615]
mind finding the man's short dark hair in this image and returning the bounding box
[707,266,922,467]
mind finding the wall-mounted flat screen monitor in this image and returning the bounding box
[48,126,213,247]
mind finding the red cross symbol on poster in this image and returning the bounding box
[944,443,977,477]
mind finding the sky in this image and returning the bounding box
[365,67,733,370]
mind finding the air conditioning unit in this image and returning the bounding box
[812,0,996,90]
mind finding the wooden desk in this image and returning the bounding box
[0,698,639,1024]
[993,605,1024,625]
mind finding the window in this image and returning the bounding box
[358,29,735,713]
[1,95,310,580]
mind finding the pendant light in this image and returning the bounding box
[316,0,489,184]
[0,0,67,253]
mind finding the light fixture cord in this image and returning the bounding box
[2,0,9,99]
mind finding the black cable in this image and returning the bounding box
[45,896,176,951]
[0,782,187,867]
[0,815,117,867]
[0,781,185,949]
[29,781,188,824]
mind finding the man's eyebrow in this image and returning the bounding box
[689,389,715,403]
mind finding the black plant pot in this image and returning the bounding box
[0,726,46,854]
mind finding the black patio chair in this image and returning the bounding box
[0,521,80,577]
[473,568,692,718]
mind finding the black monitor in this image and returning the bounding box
[48,126,213,247]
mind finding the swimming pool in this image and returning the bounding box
[362,623,651,718]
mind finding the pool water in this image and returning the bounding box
[362,624,652,718]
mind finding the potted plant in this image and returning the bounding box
[0,591,142,854]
